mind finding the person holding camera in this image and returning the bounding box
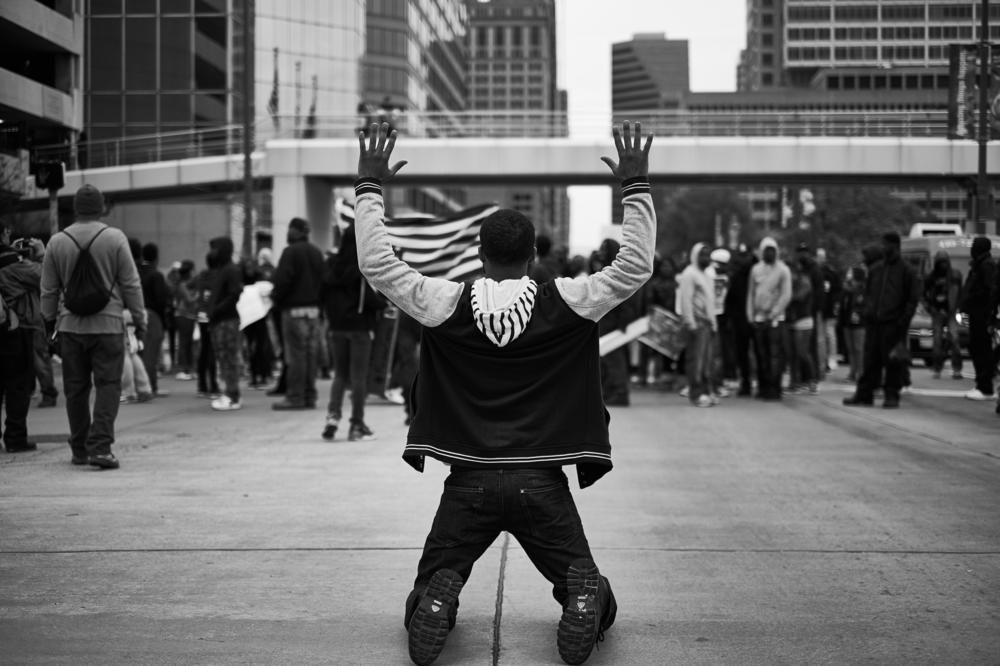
[0,221,46,453]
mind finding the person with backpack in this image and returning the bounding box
[40,184,146,469]
[0,221,46,453]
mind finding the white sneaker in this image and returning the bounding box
[716,387,731,398]
[679,386,690,398]
[175,372,194,381]
[964,389,991,401]
[695,394,714,408]
[384,387,406,405]
[211,395,242,411]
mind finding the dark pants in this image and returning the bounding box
[197,322,219,394]
[60,332,125,458]
[244,318,274,385]
[32,327,58,399]
[684,325,713,402]
[1,328,35,449]
[210,319,242,402]
[328,329,373,424]
[856,323,905,402]
[282,312,320,407]
[409,467,609,611]
[752,322,784,399]
[141,310,164,394]
[367,308,395,395]
[599,347,630,405]
[731,317,754,391]
[930,310,962,375]
[176,317,195,374]
[968,312,995,395]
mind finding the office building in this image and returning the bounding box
[0,0,83,202]
[465,0,569,247]
[612,33,689,111]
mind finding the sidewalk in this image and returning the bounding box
[2,371,999,664]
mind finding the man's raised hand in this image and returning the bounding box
[600,120,653,180]
[357,122,408,181]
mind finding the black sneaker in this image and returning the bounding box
[5,442,38,453]
[408,569,464,666]
[321,416,339,441]
[558,559,614,665]
[842,395,874,406]
[89,453,120,469]
[348,423,376,442]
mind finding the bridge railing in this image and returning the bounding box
[33,110,949,171]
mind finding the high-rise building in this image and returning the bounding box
[0,0,83,190]
[465,0,569,248]
[612,33,689,110]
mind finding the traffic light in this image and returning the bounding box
[35,160,65,190]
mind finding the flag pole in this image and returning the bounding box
[976,0,993,230]
[240,0,254,260]
[294,61,302,139]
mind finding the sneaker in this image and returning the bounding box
[89,453,119,469]
[321,416,339,441]
[882,397,900,409]
[348,423,376,441]
[695,394,713,408]
[211,395,242,411]
[120,394,136,404]
[136,392,154,403]
[715,387,731,398]
[175,372,194,381]
[407,569,464,666]
[678,386,689,398]
[384,386,406,405]
[36,396,57,408]
[153,388,170,397]
[964,389,992,401]
[842,395,874,406]
[557,559,612,666]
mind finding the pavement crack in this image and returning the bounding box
[492,533,510,666]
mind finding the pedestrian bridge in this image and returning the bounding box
[19,111,999,252]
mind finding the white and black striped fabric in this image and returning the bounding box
[336,198,499,283]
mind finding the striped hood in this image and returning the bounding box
[470,276,538,347]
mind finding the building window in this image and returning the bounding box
[494,26,505,46]
[787,5,829,21]
[882,4,924,21]
[762,72,773,85]
[761,12,774,27]
[762,33,773,47]
[834,5,878,21]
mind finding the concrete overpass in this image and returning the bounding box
[21,135,1000,253]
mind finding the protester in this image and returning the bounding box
[32,318,58,408]
[120,308,153,404]
[271,217,325,410]
[244,249,276,389]
[598,238,640,406]
[708,248,732,396]
[922,250,963,380]
[959,236,997,402]
[795,243,826,380]
[747,237,792,401]
[816,248,842,373]
[320,226,383,441]
[643,254,678,387]
[40,184,146,469]
[843,231,919,409]
[353,121,651,665]
[787,259,818,395]
[194,256,221,399]
[171,260,198,380]
[529,234,563,283]
[139,242,170,396]
[839,264,868,382]
[677,242,718,407]
[724,244,755,395]
[205,237,244,411]
[0,222,45,452]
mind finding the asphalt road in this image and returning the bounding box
[1,365,998,665]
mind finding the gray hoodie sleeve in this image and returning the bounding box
[352,179,464,328]
[554,178,656,322]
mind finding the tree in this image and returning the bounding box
[654,186,758,263]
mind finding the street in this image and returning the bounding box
[1,366,998,665]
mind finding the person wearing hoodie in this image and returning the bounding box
[320,226,385,442]
[843,231,919,409]
[678,242,717,407]
[270,217,325,410]
[354,122,652,666]
[746,237,792,400]
[923,250,963,379]
[959,236,997,401]
[205,237,244,411]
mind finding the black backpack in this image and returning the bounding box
[63,226,113,316]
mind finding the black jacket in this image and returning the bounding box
[864,252,919,329]
[206,237,243,323]
[960,253,997,318]
[271,229,325,310]
[139,263,170,321]
[321,227,383,332]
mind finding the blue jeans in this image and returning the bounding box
[753,322,785,399]
[327,330,373,425]
[409,467,609,609]
[60,332,125,458]
[281,312,320,407]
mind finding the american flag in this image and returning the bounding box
[336,199,499,282]
[267,48,279,129]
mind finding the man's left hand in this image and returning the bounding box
[357,122,407,181]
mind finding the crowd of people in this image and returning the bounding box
[2,182,1000,467]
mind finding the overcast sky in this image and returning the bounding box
[555,0,748,252]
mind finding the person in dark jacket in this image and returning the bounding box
[839,264,867,382]
[205,237,244,411]
[271,217,325,410]
[320,226,384,442]
[724,245,755,395]
[139,243,170,396]
[844,231,919,409]
[597,238,639,406]
[959,236,997,401]
[923,250,963,379]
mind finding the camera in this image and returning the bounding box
[11,238,37,257]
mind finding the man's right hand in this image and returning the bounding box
[600,120,653,180]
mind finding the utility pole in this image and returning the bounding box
[241,0,254,259]
[976,0,993,233]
